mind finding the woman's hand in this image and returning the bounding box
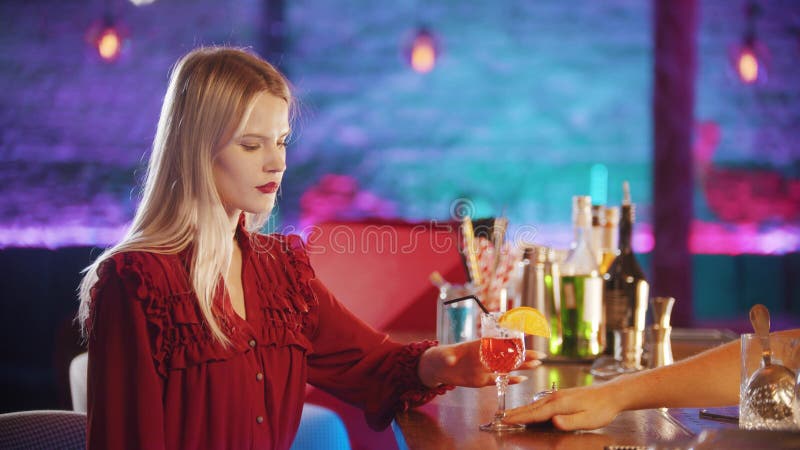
[502,382,624,431]
[417,340,543,388]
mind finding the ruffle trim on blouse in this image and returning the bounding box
[250,234,319,349]
[368,340,455,430]
[90,242,321,376]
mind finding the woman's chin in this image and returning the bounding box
[245,201,275,215]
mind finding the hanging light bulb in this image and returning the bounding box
[729,2,769,85]
[97,26,122,61]
[737,47,758,83]
[405,27,439,74]
[86,15,128,63]
[731,34,770,85]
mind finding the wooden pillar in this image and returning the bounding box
[652,0,698,326]
[260,0,286,70]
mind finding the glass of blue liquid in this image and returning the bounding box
[436,284,478,345]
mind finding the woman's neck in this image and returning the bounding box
[227,209,242,239]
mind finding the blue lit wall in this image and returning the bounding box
[283,0,651,250]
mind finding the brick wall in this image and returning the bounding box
[0,0,260,239]
[2,0,797,249]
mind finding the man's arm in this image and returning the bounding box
[504,329,800,431]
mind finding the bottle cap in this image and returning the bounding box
[547,248,564,264]
[604,206,620,226]
[572,195,592,228]
[621,181,636,223]
[591,204,605,227]
[622,181,631,205]
[521,246,534,260]
[532,245,549,264]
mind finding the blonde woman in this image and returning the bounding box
[78,47,539,449]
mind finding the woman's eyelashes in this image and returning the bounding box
[239,141,288,151]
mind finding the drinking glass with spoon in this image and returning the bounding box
[740,304,797,430]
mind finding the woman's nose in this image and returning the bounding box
[263,145,286,173]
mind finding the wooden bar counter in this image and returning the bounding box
[392,330,740,450]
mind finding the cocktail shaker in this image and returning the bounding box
[518,246,560,353]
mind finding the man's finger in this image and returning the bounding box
[552,410,600,431]
[504,397,555,423]
[505,392,583,424]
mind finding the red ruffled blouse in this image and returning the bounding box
[86,224,450,450]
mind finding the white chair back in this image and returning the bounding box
[68,352,88,413]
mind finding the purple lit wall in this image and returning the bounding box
[694,0,800,254]
[0,0,798,254]
[0,0,261,247]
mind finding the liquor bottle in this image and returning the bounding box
[599,206,620,274]
[558,196,604,358]
[595,206,620,364]
[603,182,649,367]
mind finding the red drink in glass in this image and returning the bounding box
[480,337,525,374]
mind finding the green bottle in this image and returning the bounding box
[556,196,604,358]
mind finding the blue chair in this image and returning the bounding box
[290,403,351,450]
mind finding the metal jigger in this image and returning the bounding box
[619,327,644,372]
[647,297,675,368]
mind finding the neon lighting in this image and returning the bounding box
[590,163,608,205]
[1,220,797,254]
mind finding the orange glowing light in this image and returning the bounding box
[737,49,759,84]
[98,28,122,62]
[411,40,435,73]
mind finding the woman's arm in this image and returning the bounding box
[504,329,800,431]
[304,277,541,429]
[86,267,166,449]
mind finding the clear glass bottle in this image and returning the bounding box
[603,182,649,368]
[592,206,622,375]
[558,196,604,358]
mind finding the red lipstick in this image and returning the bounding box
[256,182,279,194]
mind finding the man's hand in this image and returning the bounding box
[503,382,624,430]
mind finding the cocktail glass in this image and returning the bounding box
[479,312,526,432]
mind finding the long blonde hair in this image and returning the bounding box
[78,47,293,345]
